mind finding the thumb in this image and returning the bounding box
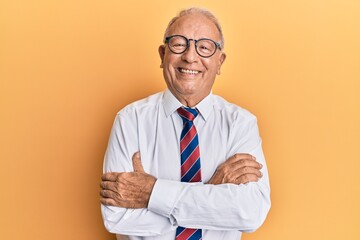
[132,151,145,173]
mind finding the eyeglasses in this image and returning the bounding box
[164,35,221,58]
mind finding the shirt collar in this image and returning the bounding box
[163,88,213,121]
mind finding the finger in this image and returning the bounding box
[132,152,145,173]
[229,166,263,179]
[100,181,118,192]
[220,158,262,175]
[100,197,143,209]
[229,158,263,171]
[100,189,116,199]
[102,172,120,182]
[236,174,260,184]
[100,197,117,206]
[226,153,256,165]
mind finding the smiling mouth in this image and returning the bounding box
[178,68,201,75]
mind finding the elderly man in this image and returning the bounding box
[100,7,270,240]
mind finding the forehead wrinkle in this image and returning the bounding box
[167,14,221,42]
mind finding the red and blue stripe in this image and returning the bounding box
[176,107,202,240]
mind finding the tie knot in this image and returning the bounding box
[177,107,198,122]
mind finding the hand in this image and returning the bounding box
[207,153,263,185]
[100,152,157,208]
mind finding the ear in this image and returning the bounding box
[158,45,166,68]
[217,52,226,75]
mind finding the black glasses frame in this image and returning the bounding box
[164,35,221,58]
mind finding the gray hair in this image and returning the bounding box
[163,7,225,49]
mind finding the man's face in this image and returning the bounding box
[159,13,226,106]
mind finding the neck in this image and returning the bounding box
[171,91,209,107]
[181,98,199,108]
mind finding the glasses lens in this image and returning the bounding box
[196,39,216,57]
[168,36,187,53]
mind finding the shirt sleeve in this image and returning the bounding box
[148,113,271,232]
[101,111,175,236]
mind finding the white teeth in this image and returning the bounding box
[180,68,199,74]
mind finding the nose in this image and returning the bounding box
[181,40,198,63]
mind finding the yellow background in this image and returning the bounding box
[1,0,359,239]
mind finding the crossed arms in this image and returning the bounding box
[100,153,270,235]
[100,152,263,209]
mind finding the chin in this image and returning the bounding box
[176,85,198,95]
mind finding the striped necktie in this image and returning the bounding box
[175,107,202,240]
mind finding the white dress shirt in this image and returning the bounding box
[102,89,271,240]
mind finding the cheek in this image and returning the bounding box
[163,56,177,71]
[202,57,218,69]
[162,57,179,83]
[204,61,220,76]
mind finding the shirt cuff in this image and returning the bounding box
[148,179,184,221]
